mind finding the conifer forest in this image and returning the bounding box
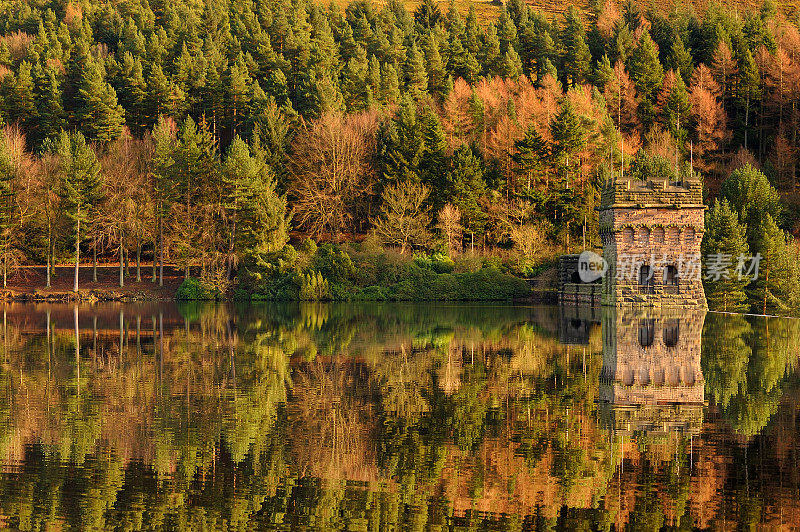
[0,0,799,312]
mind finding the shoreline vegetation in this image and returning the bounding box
[0,247,549,302]
[0,0,799,310]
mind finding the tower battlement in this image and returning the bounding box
[600,177,703,209]
[599,175,707,309]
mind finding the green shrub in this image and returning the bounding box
[297,238,317,255]
[313,244,355,284]
[453,253,483,273]
[455,267,530,300]
[355,285,389,300]
[298,271,329,300]
[237,243,531,301]
[176,277,218,300]
[414,252,455,273]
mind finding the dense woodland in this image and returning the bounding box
[0,0,799,310]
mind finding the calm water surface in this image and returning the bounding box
[0,302,799,530]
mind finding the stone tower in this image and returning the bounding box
[599,173,707,308]
[599,308,705,436]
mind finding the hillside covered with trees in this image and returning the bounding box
[0,0,799,311]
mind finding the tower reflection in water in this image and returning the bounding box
[598,308,707,438]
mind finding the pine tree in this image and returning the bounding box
[447,33,475,83]
[423,32,446,98]
[172,116,220,278]
[612,23,635,65]
[628,32,664,125]
[251,99,293,191]
[151,116,176,286]
[561,7,592,86]
[76,60,125,143]
[224,137,289,277]
[227,54,253,137]
[414,0,442,30]
[418,106,449,208]
[737,47,761,150]
[480,24,503,77]
[265,69,290,106]
[0,61,35,126]
[594,54,615,90]
[501,49,524,79]
[447,144,487,238]
[115,52,148,133]
[748,214,799,314]
[668,38,694,84]
[702,199,749,311]
[31,63,65,147]
[313,72,345,117]
[497,8,518,54]
[663,72,691,143]
[513,124,551,191]
[550,99,587,182]
[405,41,429,99]
[464,5,481,54]
[148,62,173,120]
[378,98,424,184]
[720,164,782,244]
[52,131,104,292]
[342,45,369,111]
[380,62,401,104]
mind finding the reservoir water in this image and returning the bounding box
[0,302,798,530]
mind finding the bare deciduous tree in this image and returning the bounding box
[437,203,462,254]
[372,181,432,254]
[290,111,378,242]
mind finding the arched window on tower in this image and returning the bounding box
[684,227,696,245]
[623,227,634,245]
[639,265,654,294]
[639,319,655,348]
[663,319,679,348]
[664,265,679,293]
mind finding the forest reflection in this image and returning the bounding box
[0,302,799,530]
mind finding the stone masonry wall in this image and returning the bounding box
[599,308,705,405]
[599,177,707,309]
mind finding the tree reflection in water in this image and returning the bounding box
[0,302,798,529]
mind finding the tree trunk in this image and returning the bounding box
[92,236,97,283]
[744,97,750,150]
[119,238,124,288]
[159,214,164,287]
[3,249,7,289]
[74,305,80,396]
[74,218,80,293]
[227,218,236,281]
[136,241,141,282]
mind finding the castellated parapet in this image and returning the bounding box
[599,175,707,309]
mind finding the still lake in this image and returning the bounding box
[0,302,798,530]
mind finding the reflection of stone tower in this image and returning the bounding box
[599,308,706,436]
[599,175,707,308]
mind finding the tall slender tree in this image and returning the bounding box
[52,131,104,292]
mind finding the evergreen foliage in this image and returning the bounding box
[0,0,794,307]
